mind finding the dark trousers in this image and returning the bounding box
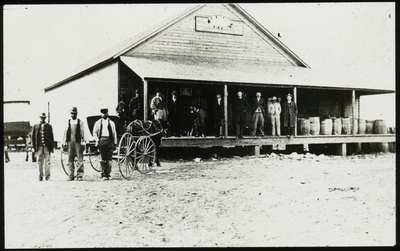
[235,113,246,137]
[98,138,113,177]
[285,127,295,136]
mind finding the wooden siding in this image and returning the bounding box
[125,4,294,66]
[45,62,119,142]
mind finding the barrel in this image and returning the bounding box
[352,118,358,134]
[309,117,320,135]
[341,117,351,135]
[320,118,332,135]
[332,117,342,135]
[365,120,374,134]
[297,118,310,135]
[373,119,387,134]
[358,119,366,134]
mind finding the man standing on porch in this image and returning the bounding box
[150,89,167,121]
[282,93,298,138]
[167,90,181,137]
[268,96,281,136]
[191,89,208,137]
[233,89,248,140]
[251,91,266,137]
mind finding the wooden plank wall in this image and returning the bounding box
[127,4,294,66]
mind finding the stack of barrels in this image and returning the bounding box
[297,117,387,135]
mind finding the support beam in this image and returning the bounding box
[352,90,356,135]
[224,84,228,137]
[293,87,297,136]
[143,79,148,121]
[341,143,347,157]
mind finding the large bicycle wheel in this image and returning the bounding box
[118,132,136,179]
[135,136,156,174]
[88,152,102,172]
[60,148,77,177]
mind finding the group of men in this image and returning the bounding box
[118,88,298,139]
[30,107,117,182]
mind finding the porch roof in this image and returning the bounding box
[120,56,394,94]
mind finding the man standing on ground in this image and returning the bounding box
[31,112,54,181]
[93,108,118,181]
[63,107,85,181]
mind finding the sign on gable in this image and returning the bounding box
[195,15,244,36]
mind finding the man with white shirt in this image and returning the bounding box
[63,107,86,181]
[251,91,266,137]
[93,108,118,181]
[268,96,282,136]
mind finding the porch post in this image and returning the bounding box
[293,87,297,136]
[352,90,356,135]
[224,84,228,137]
[143,79,148,121]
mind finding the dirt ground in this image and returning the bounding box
[4,149,396,248]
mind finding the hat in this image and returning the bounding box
[272,96,277,101]
[70,107,78,113]
[100,107,109,114]
[134,89,140,94]
[39,112,47,118]
[237,89,242,93]
[287,93,293,97]
[171,90,178,95]
[154,88,160,94]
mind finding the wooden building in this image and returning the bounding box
[44,4,395,155]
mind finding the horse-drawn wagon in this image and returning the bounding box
[60,115,168,180]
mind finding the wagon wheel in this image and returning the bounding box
[118,132,136,179]
[60,147,77,177]
[135,136,156,174]
[88,151,101,172]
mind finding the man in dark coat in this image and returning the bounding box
[167,90,181,137]
[282,93,298,137]
[190,90,208,137]
[128,89,142,122]
[251,91,266,137]
[32,112,54,181]
[233,89,248,139]
[214,93,224,138]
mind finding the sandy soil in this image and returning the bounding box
[4,149,396,247]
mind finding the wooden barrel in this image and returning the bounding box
[358,119,366,134]
[373,119,387,134]
[341,117,351,135]
[365,120,374,134]
[320,118,332,135]
[309,117,320,135]
[352,118,358,134]
[297,118,310,135]
[332,117,342,135]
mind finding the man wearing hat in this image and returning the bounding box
[233,89,249,139]
[190,89,208,137]
[31,112,54,181]
[128,89,142,122]
[268,96,282,136]
[251,91,266,137]
[282,93,298,138]
[62,107,86,181]
[93,108,118,180]
[167,90,181,137]
[150,89,167,121]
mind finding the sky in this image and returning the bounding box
[3,3,396,126]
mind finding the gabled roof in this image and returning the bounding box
[45,3,310,92]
